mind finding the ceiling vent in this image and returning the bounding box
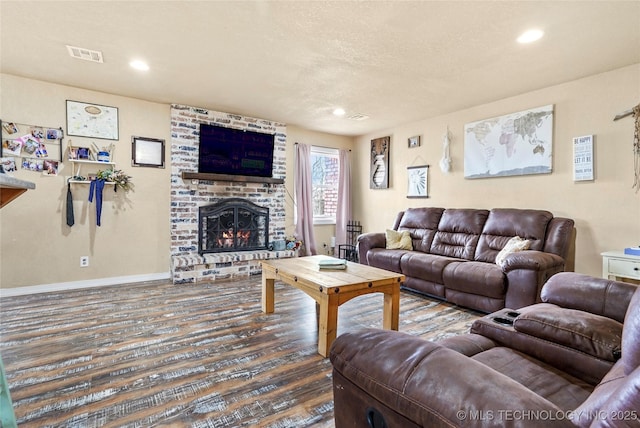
[66,45,104,63]
[347,113,370,121]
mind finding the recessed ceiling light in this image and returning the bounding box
[333,108,346,117]
[129,60,149,71]
[517,29,544,44]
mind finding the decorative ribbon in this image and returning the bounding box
[66,181,74,227]
[88,179,106,226]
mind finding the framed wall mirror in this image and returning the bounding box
[132,136,165,168]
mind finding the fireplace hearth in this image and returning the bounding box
[198,198,269,255]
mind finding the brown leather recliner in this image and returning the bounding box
[329,273,640,427]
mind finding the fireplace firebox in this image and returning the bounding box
[198,198,269,255]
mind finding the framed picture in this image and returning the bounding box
[408,135,421,148]
[68,146,91,160]
[46,128,63,140]
[66,100,119,140]
[407,165,429,198]
[370,136,390,189]
[132,136,165,168]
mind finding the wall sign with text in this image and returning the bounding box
[573,135,594,181]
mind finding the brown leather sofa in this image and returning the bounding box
[330,273,640,427]
[357,208,574,313]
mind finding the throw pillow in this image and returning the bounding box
[385,229,413,250]
[495,236,531,267]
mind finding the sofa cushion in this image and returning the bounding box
[385,229,413,250]
[403,276,446,298]
[443,261,506,299]
[475,208,552,263]
[471,347,593,410]
[396,207,444,252]
[366,248,406,273]
[430,209,489,259]
[513,306,623,363]
[495,236,531,267]
[400,252,460,284]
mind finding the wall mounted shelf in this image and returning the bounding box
[181,171,284,185]
[68,180,116,185]
[69,159,115,183]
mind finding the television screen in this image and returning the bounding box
[198,124,275,177]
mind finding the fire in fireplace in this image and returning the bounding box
[199,198,269,255]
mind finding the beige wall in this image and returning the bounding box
[284,125,354,255]
[353,64,640,278]
[0,76,355,290]
[2,64,638,290]
[1,74,172,289]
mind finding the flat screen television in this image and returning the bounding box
[198,123,275,177]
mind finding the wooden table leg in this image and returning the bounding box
[317,294,338,357]
[262,274,275,314]
[383,284,400,330]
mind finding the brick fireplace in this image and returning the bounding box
[170,104,294,284]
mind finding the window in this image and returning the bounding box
[310,146,339,225]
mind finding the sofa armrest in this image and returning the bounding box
[502,251,566,309]
[438,333,498,356]
[330,329,574,428]
[501,250,564,272]
[541,273,637,323]
[357,232,386,265]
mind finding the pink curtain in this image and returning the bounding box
[335,149,352,254]
[294,143,317,256]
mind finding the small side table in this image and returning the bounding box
[601,251,640,283]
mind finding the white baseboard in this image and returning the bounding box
[0,272,171,297]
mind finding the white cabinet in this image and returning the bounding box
[601,251,640,282]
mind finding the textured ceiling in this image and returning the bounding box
[1,1,639,136]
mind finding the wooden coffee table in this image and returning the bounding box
[261,255,405,357]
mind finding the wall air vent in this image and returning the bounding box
[347,113,370,121]
[66,45,104,63]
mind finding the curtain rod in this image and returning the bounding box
[295,142,351,151]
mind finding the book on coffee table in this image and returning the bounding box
[318,258,347,270]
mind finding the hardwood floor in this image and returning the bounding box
[0,276,482,427]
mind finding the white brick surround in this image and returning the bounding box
[170,104,294,284]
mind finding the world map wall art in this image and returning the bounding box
[463,104,554,179]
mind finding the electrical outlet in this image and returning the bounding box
[80,256,89,267]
